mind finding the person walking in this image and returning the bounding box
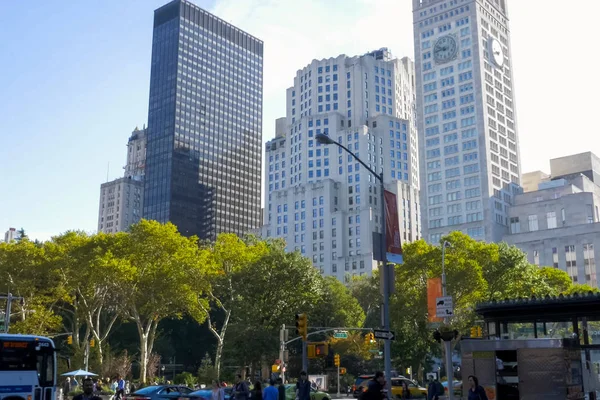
[234,374,251,400]
[211,380,225,400]
[264,379,278,400]
[467,376,488,400]
[276,378,286,400]
[363,371,386,400]
[251,381,263,400]
[296,372,311,400]
[116,376,126,400]
[73,378,103,400]
[401,381,411,399]
[427,377,441,400]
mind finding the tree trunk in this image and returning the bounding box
[136,317,159,383]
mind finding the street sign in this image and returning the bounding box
[436,296,454,317]
[333,330,348,339]
[373,329,396,340]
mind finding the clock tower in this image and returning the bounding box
[413,0,521,243]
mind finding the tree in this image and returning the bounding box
[197,352,218,384]
[196,234,268,379]
[16,228,27,243]
[224,242,325,368]
[0,239,65,335]
[118,220,211,383]
[312,276,365,328]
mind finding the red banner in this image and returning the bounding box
[427,278,443,322]
[384,190,403,263]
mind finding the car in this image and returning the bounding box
[390,378,427,399]
[189,387,233,400]
[352,375,373,397]
[124,385,194,400]
[441,380,462,396]
[284,384,330,400]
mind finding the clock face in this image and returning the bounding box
[490,39,504,67]
[433,35,458,64]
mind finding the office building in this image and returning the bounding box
[143,0,263,239]
[97,127,146,234]
[504,152,600,288]
[262,49,421,280]
[3,228,20,243]
[413,0,522,243]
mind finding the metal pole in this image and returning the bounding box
[380,173,392,399]
[4,293,11,333]
[302,339,308,372]
[84,339,89,372]
[280,324,286,383]
[441,241,453,400]
[337,365,341,397]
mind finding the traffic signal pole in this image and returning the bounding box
[337,365,340,398]
[0,293,24,333]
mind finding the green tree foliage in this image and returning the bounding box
[312,276,365,328]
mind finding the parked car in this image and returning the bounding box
[441,380,462,396]
[352,375,374,398]
[124,385,193,400]
[284,384,330,400]
[390,378,427,399]
[189,387,233,400]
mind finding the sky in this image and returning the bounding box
[0,0,598,241]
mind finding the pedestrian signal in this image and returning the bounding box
[67,335,73,345]
[340,367,347,375]
[90,338,95,347]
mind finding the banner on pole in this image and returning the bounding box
[384,190,403,264]
[427,278,443,322]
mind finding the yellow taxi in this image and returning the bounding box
[390,377,427,399]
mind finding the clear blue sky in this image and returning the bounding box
[1,0,598,241]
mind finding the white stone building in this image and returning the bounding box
[97,127,146,234]
[504,152,600,288]
[262,49,421,281]
[3,228,20,243]
[413,0,522,243]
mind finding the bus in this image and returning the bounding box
[0,334,57,400]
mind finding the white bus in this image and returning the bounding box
[0,334,57,400]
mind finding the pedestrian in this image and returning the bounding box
[233,374,251,400]
[211,380,225,400]
[73,378,103,400]
[251,381,263,400]
[277,378,286,400]
[427,377,439,400]
[295,371,311,400]
[116,375,126,400]
[467,375,488,400]
[401,380,411,399]
[63,377,72,396]
[363,371,385,400]
[264,379,278,400]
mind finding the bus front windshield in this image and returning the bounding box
[0,340,55,386]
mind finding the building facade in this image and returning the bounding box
[143,0,263,239]
[262,50,421,280]
[98,177,144,234]
[97,127,146,234]
[3,228,20,243]
[504,152,600,288]
[413,0,521,243]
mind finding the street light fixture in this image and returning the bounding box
[315,132,393,398]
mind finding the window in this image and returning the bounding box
[584,244,596,286]
[533,250,540,266]
[527,215,538,232]
[566,245,577,282]
[547,211,557,229]
[552,247,559,268]
[510,217,520,234]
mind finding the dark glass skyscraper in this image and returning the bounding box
[143,0,263,239]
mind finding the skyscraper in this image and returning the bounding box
[262,49,421,280]
[98,127,146,234]
[413,0,521,243]
[143,0,263,239]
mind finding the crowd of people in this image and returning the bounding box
[61,375,127,399]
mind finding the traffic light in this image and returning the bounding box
[364,332,375,345]
[334,353,340,367]
[470,327,482,338]
[67,335,73,345]
[477,326,482,338]
[340,367,347,375]
[315,342,328,356]
[90,338,95,348]
[295,313,308,340]
[470,327,477,337]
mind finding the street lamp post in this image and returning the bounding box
[316,133,392,398]
[441,241,453,400]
